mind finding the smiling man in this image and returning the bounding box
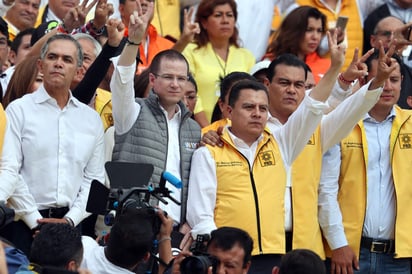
[3,0,39,41]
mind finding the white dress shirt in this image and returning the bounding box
[187,94,328,238]
[110,60,183,223]
[2,85,105,228]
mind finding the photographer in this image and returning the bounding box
[172,227,253,274]
[81,207,173,274]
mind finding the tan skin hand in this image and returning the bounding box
[369,40,398,90]
[327,28,346,70]
[201,126,224,147]
[63,0,99,32]
[93,0,114,29]
[106,18,125,47]
[331,245,359,274]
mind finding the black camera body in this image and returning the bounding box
[180,234,219,274]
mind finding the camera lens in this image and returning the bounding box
[181,255,212,274]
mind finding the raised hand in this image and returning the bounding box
[181,7,200,43]
[327,28,346,70]
[370,40,398,90]
[93,0,114,30]
[127,0,153,44]
[106,18,125,47]
[340,48,374,86]
[63,0,98,32]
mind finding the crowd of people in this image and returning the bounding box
[0,0,411,273]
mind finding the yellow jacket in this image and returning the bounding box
[290,127,324,258]
[334,106,412,258]
[94,88,113,131]
[207,128,286,255]
[297,0,363,70]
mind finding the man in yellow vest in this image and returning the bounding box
[320,46,411,273]
[186,44,346,273]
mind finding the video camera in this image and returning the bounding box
[180,234,219,274]
[0,201,15,229]
[86,162,181,235]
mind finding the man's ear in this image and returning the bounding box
[263,77,270,88]
[272,266,280,274]
[37,58,43,74]
[242,261,251,274]
[227,105,233,119]
[8,50,17,66]
[66,260,78,271]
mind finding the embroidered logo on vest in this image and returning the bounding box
[258,151,276,167]
[399,134,412,149]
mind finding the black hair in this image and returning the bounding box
[267,53,308,82]
[220,71,256,102]
[29,223,83,269]
[278,249,326,274]
[149,49,189,75]
[0,18,8,40]
[105,208,154,269]
[208,227,253,268]
[10,28,35,53]
[228,79,268,107]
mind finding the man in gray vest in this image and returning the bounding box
[109,2,201,246]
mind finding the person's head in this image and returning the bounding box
[3,55,42,108]
[71,33,101,89]
[9,28,34,66]
[267,6,326,60]
[195,0,239,48]
[183,74,198,113]
[0,18,9,73]
[148,49,189,109]
[119,0,154,27]
[29,223,83,272]
[5,0,39,31]
[48,0,79,21]
[249,60,271,84]
[370,16,405,50]
[365,48,404,116]
[265,53,308,124]
[215,71,256,120]
[134,68,151,98]
[272,249,326,274]
[105,208,154,270]
[227,79,269,145]
[39,34,83,92]
[207,227,253,274]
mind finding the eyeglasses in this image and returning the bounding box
[184,95,198,100]
[374,30,395,38]
[153,73,189,85]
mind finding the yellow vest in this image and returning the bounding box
[94,88,113,131]
[207,128,286,256]
[201,118,230,135]
[332,106,412,258]
[151,0,180,41]
[296,0,363,71]
[290,127,324,258]
[0,104,6,155]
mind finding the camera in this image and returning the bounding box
[180,234,219,274]
[0,201,14,229]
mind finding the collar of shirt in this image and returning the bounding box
[159,102,182,122]
[364,107,396,124]
[226,125,264,148]
[33,84,80,108]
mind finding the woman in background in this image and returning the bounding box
[266,6,330,83]
[182,0,255,126]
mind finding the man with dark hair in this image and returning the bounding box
[22,223,83,272]
[110,2,201,245]
[0,17,9,99]
[81,207,173,274]
[272,249,326,274]
[207,227,253,274]
[0,33,105,255]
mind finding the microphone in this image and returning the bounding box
[161,171,182,189]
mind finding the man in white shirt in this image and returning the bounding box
[109,1,201,247]
[0,33,105,255]
[320,46,412,274]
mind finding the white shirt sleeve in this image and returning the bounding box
[320,80,383,152]
[318,145,348,249]
[110,59,141,135]
[186,146,218,239]
[274,95,328,166]
[0,117,18,200]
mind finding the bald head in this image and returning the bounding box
[370,16,405,49]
